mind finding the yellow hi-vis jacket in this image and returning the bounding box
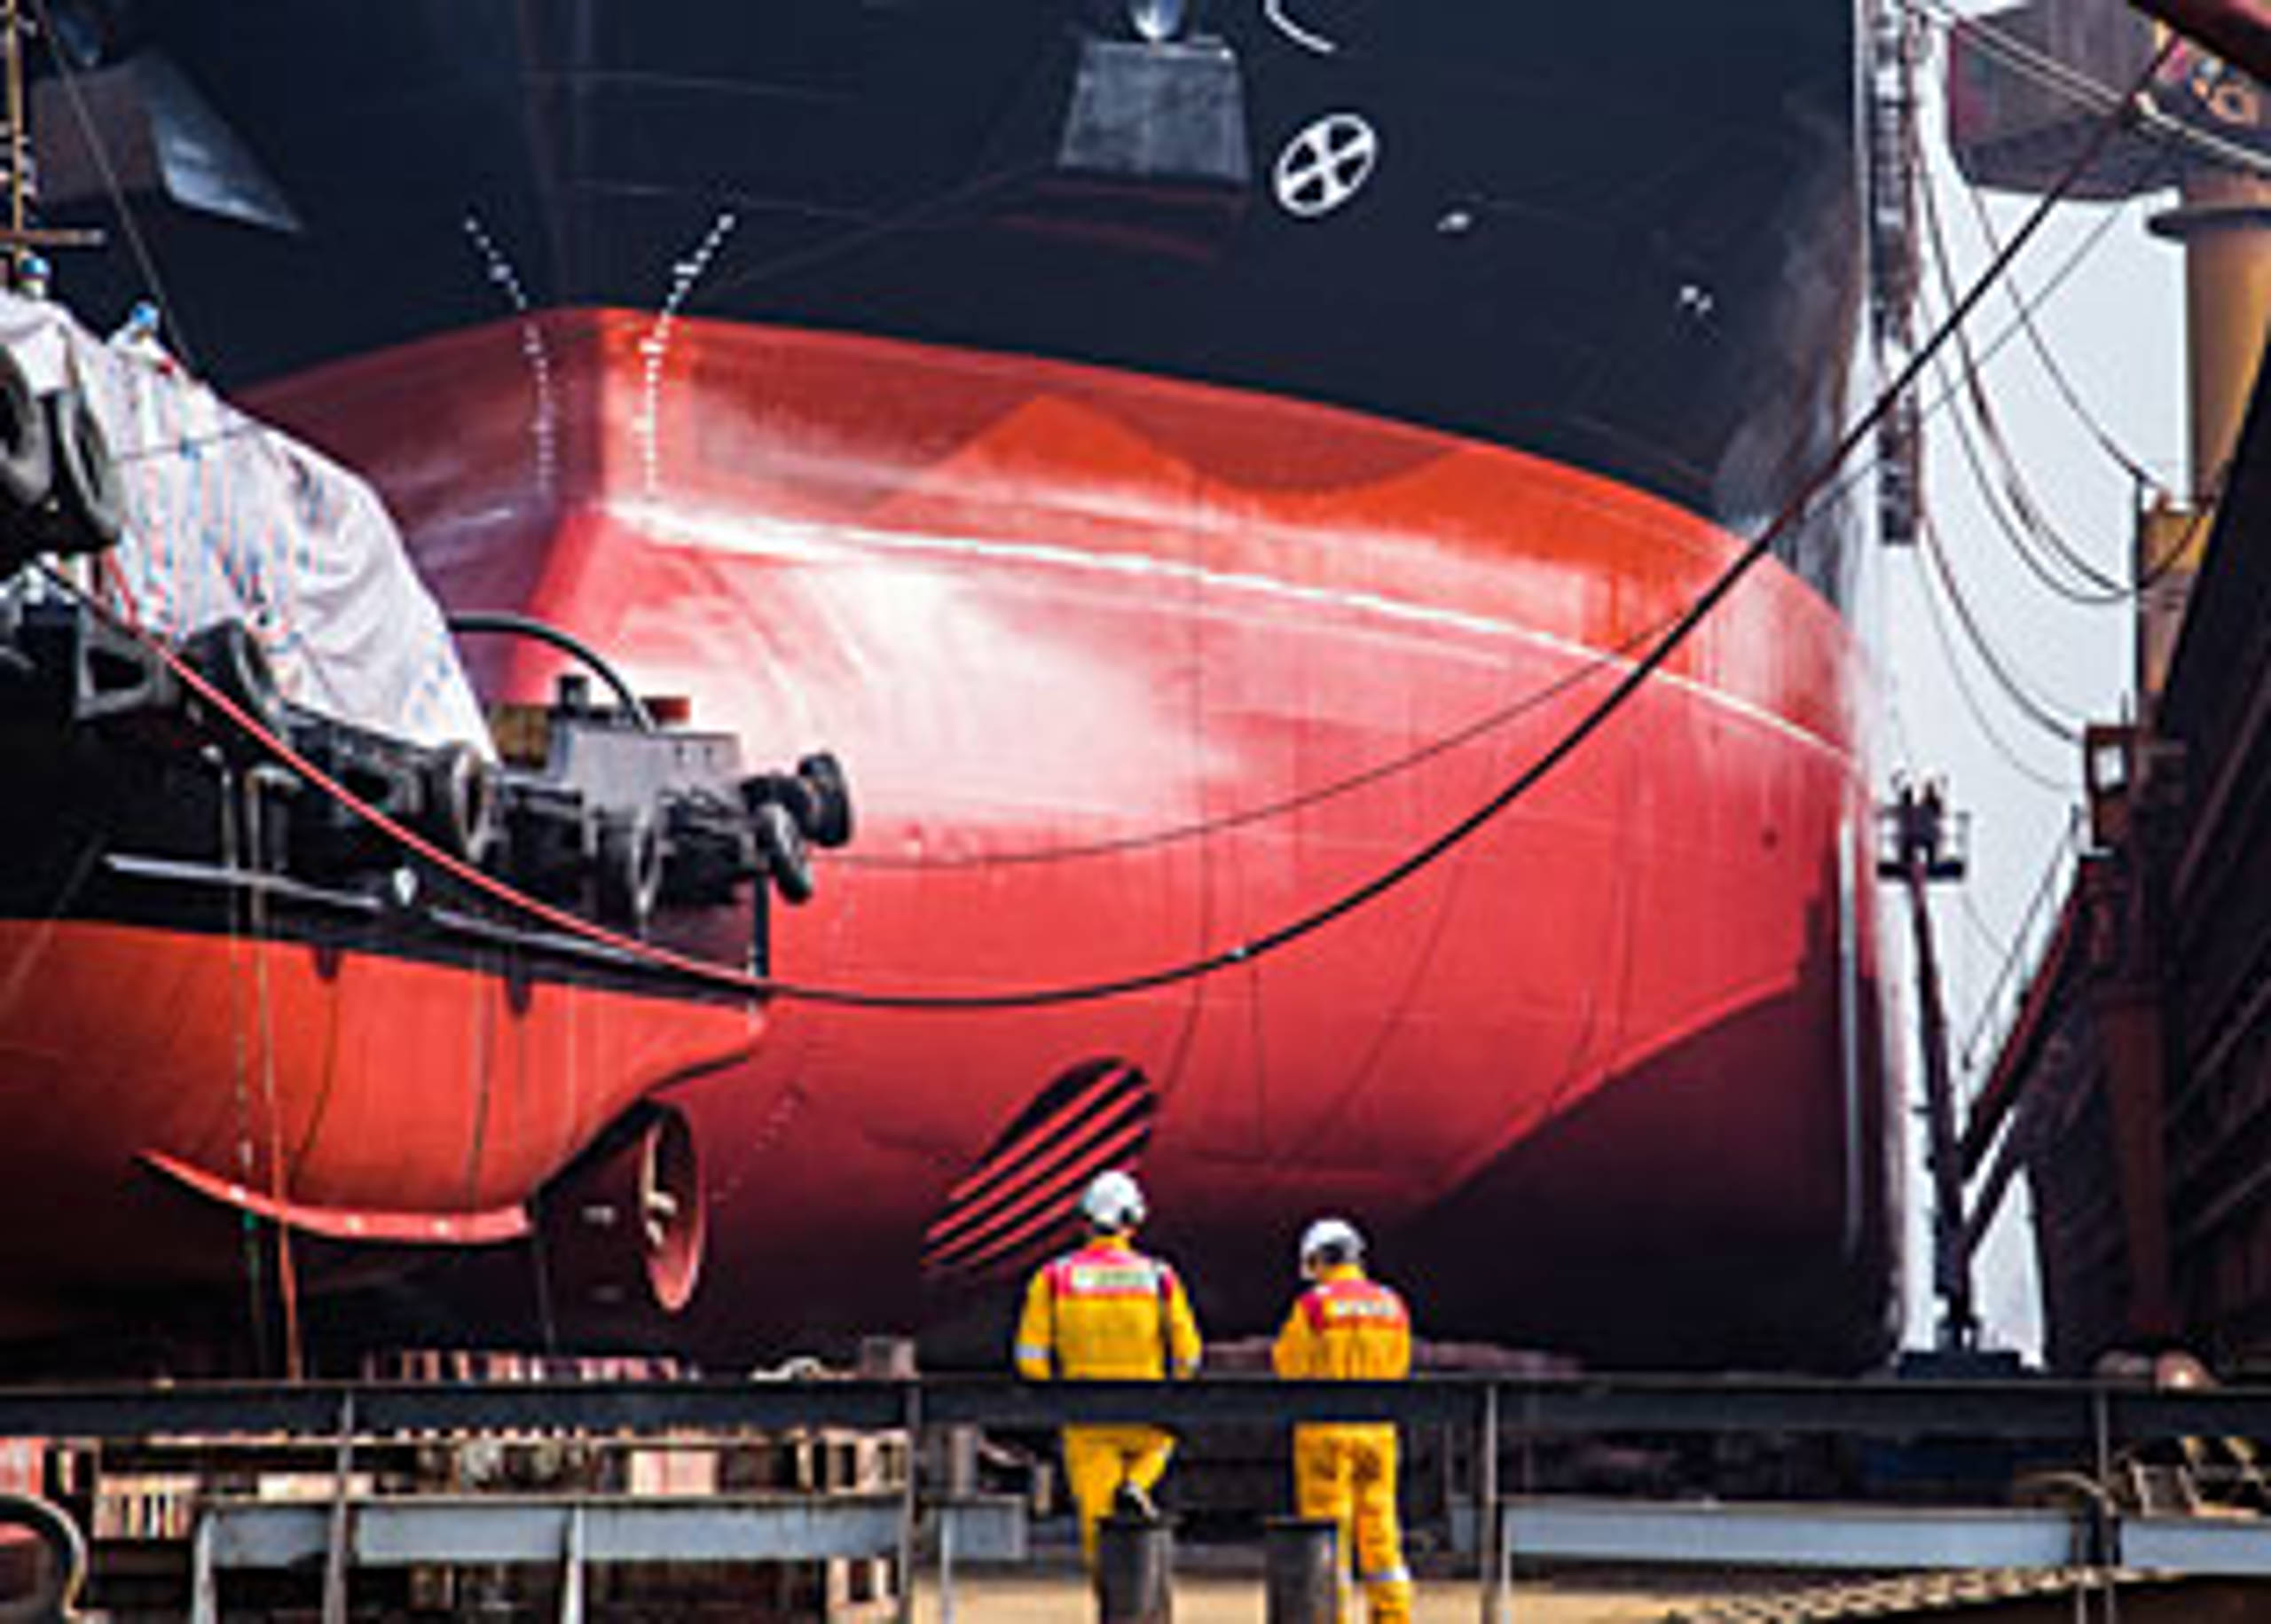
[1014,1234,1203,1381]
[1271,1263,1412,1385]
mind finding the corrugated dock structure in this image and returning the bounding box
[1969,333,2271,1374]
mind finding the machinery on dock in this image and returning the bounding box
[0,287,852,1363]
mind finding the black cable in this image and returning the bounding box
[810,24,2147,877]
[448,611,656,733]
[1911,163,2149,467]
[1958,810,2086,1071]
[1906,575,2075,797]
[1912,102,2133,606]
[1906,517,2082,793]
[834,615,1672,870]
[1964,180,2166,496]
[1929,326,2131,608]
[1903,15,2204,600]
[1918,510,2088,746]
[1815,113,2149,574]
[691,160,1045,310]
[42,36,2173,1015]
[801,53,2158,1012]
[647,38,2167,1009]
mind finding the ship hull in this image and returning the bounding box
[0,882,758,1347]
[241,310,1898,1369]
[50,0,1864,598]
[0,576,765,1353]
[0,0,1899,1369]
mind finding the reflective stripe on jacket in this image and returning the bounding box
[1271,1265,1412,1383]
[1014,1234,1203,1381]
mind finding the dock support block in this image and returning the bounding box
[1265,1516,1340,1623]
[1096,1512,1172,1623]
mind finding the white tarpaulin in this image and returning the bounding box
[0,288,491,753]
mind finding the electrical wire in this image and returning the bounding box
[1907,514,2083,792]
[1907,203,2207,594]
[832,614,1673,871]
[692,8,2167,877]
[1815,108,2151,569]
[1906,572,2077,797]
[1961,178,2168,496]
[1913,155,2146,428]
[1940,342,2130,602]
[1958,806,2087,1071]
[32,26,2170,1017]
[1927,326,2133,608]
[1913,112,2136,607]
[1873,129,2205,611]
[1917,508,2090,745]
[843,189,2170,851]
[690,159,1045,310]
[25,28,2175,1021]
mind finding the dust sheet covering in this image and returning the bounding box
[0,288,491,753]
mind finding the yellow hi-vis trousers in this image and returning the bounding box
[1293,1424,1412,1624]
[1063,1424,1175,1566]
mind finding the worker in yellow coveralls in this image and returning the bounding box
[1272,1217,1413,1624]
[1013,1168,1203,1565]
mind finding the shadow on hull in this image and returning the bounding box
[1409,964,1900,1374]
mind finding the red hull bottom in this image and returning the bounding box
[0,308,1900,1370]
[0,916,756,1350]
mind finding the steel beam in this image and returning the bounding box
[11,1373,2271,1449]
[201,1493,908,1569]
[2121,1513,2271,1574]
[1497,1497,2087,1572]
[929,1495,1028,1563]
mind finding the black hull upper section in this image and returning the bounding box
[35,0,1866,605]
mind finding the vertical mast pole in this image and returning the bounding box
[2,0,23,287]
[1906,852,1977,1349]
[1882,783,1977,1350]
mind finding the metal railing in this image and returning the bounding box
[1958,803,2088,1079]
[8,1370,2271,1621]
[4,1369,2268,1444]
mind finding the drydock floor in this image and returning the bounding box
[908,1570,1685,1620]
[900,1564,2271,1622]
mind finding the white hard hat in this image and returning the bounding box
[1300,1217,1363,1275]
[1080,1169,1147,1231]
